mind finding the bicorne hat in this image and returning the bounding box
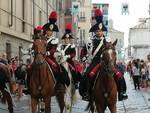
[43,11,59,33]
[89,8,107,32]
[62,23,73,39]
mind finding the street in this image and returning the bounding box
[1,73,150,113]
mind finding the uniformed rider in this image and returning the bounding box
[43,11,70,91]
[80,8,128,101]
[58,23,82,88]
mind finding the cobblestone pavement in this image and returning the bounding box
[1,73,150,113]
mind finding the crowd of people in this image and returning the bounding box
[0,53,29,99]
[127,54,150,91]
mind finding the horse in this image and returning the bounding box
[86,40,118,113]
[55,46,78,113]
[29,37,65,113]
[0,63,14,113]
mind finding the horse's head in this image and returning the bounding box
[32,38,47,65]
[101,39,117,72]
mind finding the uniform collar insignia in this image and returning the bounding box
[49,24,54,30]
[66,34,69,38]
[99,23,102,30]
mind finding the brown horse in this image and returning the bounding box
[87,40,118,113]
[0,63,14,113]
[30,38,65,113]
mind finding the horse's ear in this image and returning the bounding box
[112,39,118,46]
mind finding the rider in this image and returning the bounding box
[80,8,128,101]
[58,23,82,88]
[43,11,71,90]
[42,11,59,70]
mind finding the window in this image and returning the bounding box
[83,29,85,41]
[6,43,11,60]
[80,29,82,46]
[19,46,23,60]
[122,3,129,15]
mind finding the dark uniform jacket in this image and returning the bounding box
[46,37,58,59]
[81,35,106,74]
[61,44,76,64]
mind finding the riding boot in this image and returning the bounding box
[117,78,128,101]
[82,76,94,101]
[80,75,89,101]
[55,82,64,93]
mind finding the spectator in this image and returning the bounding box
[147,54,150,80]
[132,59,140,90]
[0,52,8,65]
[127,61,133,80]
[140,62,148,90]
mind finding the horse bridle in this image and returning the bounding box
[101,44,116,63]
[100,45,116,74]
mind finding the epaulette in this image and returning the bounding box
[71,44,75,48]
[51,38,59,45]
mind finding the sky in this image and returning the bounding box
[92,0,150,47]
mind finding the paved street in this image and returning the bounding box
[1,73,150,113]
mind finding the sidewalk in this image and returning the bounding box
[141,80,150,108]
[0,94,30,113]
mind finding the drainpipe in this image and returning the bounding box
[9,0,13,27]
[33,0,35,27]
[47,0,48,22]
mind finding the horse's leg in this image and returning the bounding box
[31,97,38,113]
[45,97,51,113]
[56,92,65,113]
[2,89,13,113]
[95,104,104,113]
[108,103,116,113]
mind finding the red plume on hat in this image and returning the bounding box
[65,23,72,33]
[36,25,43,31]
[49,11,57,23]
[94,8,103,23]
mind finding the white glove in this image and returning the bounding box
[63,55,70,62]
[82,56,87,62]
[65,55,71,58]
[61,50,65,56]
[46,51,50,56]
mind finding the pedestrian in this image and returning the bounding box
[127,61,133,80]
[140,62,148,90]
[147,54,150,81]
[132,59,140,90]
[0,52,8,65]
[15,59,26,99]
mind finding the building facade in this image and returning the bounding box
[77,0,92,46]
[128,18,150,60]
[0,0,57,62]
[109,19,125,61]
